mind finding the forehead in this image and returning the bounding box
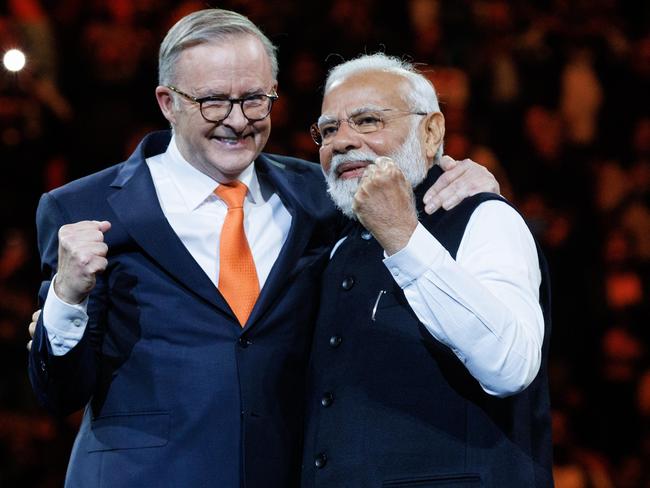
[321,70,410,115]
[174,35,274,94]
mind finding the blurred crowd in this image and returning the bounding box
[0,0,648,486]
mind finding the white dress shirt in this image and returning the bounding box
[335,200,544,398]
[387,200,543,397]
[43,136,292,355]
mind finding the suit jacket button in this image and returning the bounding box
[238,336,252,348]
[341,277,355,290]
[314,453,327,469]
[329,335,342,348]
[321,392,334,407]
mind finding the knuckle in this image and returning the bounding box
[439,173,451,186]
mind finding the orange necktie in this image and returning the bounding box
[215,181,260,326]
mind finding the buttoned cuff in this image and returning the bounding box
[382,223,446,287]
[43,275,89,355]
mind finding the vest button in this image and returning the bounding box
[314,453,327,469]
[238,336,252,348]
[341,277,355,290]
[321,392,334,407]
[329,335,342,348]
[360,230,372,240]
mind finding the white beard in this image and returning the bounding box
[324,126,429,219]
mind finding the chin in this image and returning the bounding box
[326,176,359,220]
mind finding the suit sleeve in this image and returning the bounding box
[28,192,108,416]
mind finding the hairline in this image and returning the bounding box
[323,54,444,162]
[158,9,279,87]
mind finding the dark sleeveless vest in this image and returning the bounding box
[301,166,553,488]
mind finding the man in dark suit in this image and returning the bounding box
[302,54,553,487]
[27,9,499,488]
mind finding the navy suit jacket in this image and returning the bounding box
[28,131,340,487]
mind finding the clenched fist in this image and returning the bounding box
[352,157,418,255]
[54,220,111,304]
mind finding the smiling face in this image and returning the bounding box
[155,34,276,183]
[318,70,444,218]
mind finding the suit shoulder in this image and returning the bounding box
[48,162,126,201]
[261,153,322,176]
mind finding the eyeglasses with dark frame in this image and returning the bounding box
[310,109,427,146]
[167,85,279,123]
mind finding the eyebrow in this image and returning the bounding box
[317,105,386,126]
[194,87,269,99]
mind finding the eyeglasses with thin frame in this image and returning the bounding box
[310,108,427,146]
[167,85,278,123]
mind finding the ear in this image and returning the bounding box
[155,86,177,125]
[423,112,445,161]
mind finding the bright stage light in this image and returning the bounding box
[3,49,26,72]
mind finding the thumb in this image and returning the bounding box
[96,220,112,233]
[437,155,457,171]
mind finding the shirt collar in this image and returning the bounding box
[162,135,263,211]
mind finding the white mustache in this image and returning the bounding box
[328,149,378,177]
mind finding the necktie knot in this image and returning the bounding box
[215,181,248,209]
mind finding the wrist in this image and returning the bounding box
[53,276,87,305]
[377,220,418,256]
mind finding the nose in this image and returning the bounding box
[330,120,362,156]
[320,121,362,175]
[220,102,249,132]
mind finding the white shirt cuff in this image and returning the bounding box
[42,275,89,355]
[382,223,446,287]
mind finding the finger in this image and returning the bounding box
[360,163,377,183]
[29,320,36,338]
[73,250,108,275]
[441,191,463,210]
[69,242,110,263]
[32,309,41,322]
[423,163,467,211]
[424,195,443,214]
[89,256,109,275]
[68,228,108,244]
[60,221,111,241]
[27,340,32,352]
[95,220,112,234]
[454,159,500,194]
[433,182,463,209]
[374,156,394,170]
[437,155,458,171]
[426,183,464,213]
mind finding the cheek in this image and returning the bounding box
[365,132,400,155]
[319,147,332,172]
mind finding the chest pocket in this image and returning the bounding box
[370,290,423,343]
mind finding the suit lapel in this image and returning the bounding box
[244,155,317,328]
[107,138,320,328]
[107,135,231,315]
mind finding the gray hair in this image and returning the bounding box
[158,8,278,86]
[324,53,443,162]
[325,53,441,113]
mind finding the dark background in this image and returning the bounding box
[0,0,648,486]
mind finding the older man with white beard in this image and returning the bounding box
[302,54,554,488]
